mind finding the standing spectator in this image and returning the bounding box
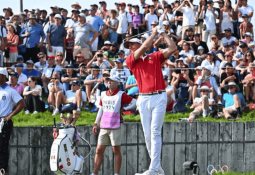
[65,9,80,29]
[174,0,195,39]
[144,4,158,32]
[97,1,110,19]
[105,10,118,43]
[73,13,98,60]
[0,67,25,174]
[126,27,177,174]
[220,0,234,33]
[20,14,45,62]
[201,1,217,44]
[0,16,7,67]
[64,29,75,64]
[91,75,136,175]
[23,76,45,114]
[131,5,145,36]
[46,14,66,56]
[86,6,105,53]
[116,2,132,45]
[5,23,18,67]
[237,0,254,23]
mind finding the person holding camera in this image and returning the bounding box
[87,50,112,71]
[201,0,217,44]
[174,0,195,40]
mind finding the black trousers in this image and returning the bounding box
[0,120,13,173]
[24,94,45,112]
[24,47,40,63]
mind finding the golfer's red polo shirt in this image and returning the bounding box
[126,51,166,93]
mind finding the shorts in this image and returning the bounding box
[9,52,18,63]
[97,127,121,146]
[224,105,237,113]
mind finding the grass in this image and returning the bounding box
[12,109,255,127]
[216,173,255,175]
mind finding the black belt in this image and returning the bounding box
[139,90,166,96]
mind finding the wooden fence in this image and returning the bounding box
[8,122,255,175]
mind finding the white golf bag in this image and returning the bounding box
[50,126,90,175]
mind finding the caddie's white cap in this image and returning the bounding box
[106,75,121,83]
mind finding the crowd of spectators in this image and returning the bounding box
[0,0,254,122]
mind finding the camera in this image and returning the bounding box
[183,161,199,174]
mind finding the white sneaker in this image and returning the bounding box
[25,110,30,115]
[52,109,59,116]
[33,111,38,114]
[202,110,208,118]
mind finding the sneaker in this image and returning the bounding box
[179,118,189,122]
[33,111,38,114]
[52,108,59,116]
[25,110,30,115]
[90,105,98,113]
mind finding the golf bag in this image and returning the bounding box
[50,125,91,175]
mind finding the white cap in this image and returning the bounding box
[0,67,8,79]
[54,14,62,19]
[78,13,86,19]
[245,32,252,37]
[162,20,170,26]
[198,46,204,50]
[104,40,112,45]
[198,86,211,91]
[202,65,213,72]
[106,75,120,83]
[124,38,142,48]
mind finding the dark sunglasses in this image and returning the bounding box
[97,54,103,57]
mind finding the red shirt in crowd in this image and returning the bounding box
[126,51,166,93]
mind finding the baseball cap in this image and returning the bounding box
[104,40,112,45]
[239,41,248,48]
[65,64,74,69]
[48,55,55,59]
[78,13,86,19]
[9,72,19,78]
[15,63,24,68]
[54,14,62,19]
[0,68,8,79]
[224,28,232,32]
[90,64,100,70]
[207,51,215,56]
[26,60,34,64]
[245,32,252,37]
[71,80,80,86]
[102,70,110,77]
[16,55,24,62]
[106,75,120,83]
[198,86,211,91]
[124,38,142,48]
[202,65,213,72]
[114,58,124,63]
[198,46,204,50]
[118,50,125,55]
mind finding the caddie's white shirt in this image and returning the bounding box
[0,83,23,117]
[117,11,132,34]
